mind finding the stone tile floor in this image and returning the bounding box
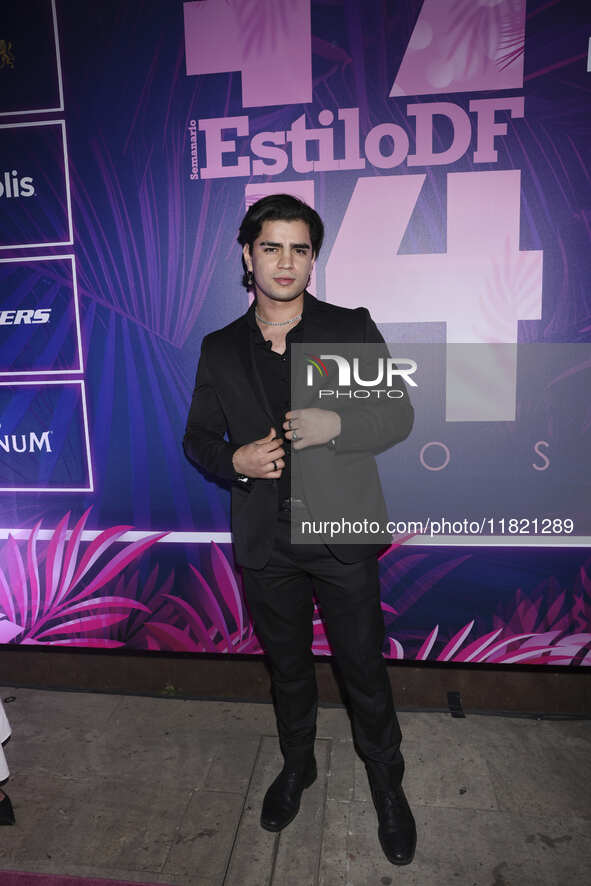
[0,687,589,886]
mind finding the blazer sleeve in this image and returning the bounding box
[334,308,414,454]
[183,335,239,480]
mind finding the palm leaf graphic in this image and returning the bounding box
[382,551,591,665]
[145,543,260,653]
[0,510,166,645]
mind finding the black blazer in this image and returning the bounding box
[183,293,414,568]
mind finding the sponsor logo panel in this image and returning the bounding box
[0,380,92,491]
[0,0,63,116]
[0,121,72,249]
[0,256,82,375]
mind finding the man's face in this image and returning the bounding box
[243,218,315,304]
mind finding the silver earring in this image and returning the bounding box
[247,270,254,287]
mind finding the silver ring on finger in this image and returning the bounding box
[288,418,293,430]
[292,430,298,441]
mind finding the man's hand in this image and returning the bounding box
[232,428,285,479]
[283,409,341,451]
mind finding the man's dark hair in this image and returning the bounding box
[237,194,324,287]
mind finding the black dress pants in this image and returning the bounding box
[241,512,404,789]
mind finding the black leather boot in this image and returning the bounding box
[369,781,416,865]
[260,757,317,832]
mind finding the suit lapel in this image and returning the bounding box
[301,291,334,341]
[292,293,340,407]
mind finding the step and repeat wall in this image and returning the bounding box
[0,0,590,664]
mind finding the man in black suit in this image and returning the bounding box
[183,194,416,865]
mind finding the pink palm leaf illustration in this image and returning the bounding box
[102,563,176,648]
[386,619,587,665]
[385,562,591,666]
[0,509,166,647]
[141,542,261,653]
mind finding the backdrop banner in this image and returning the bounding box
[0,0,590,664]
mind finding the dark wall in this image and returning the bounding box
[0,649,588,716]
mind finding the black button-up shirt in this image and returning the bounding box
[247,304,304,505]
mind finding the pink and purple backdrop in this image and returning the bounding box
[0,0,590,665]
